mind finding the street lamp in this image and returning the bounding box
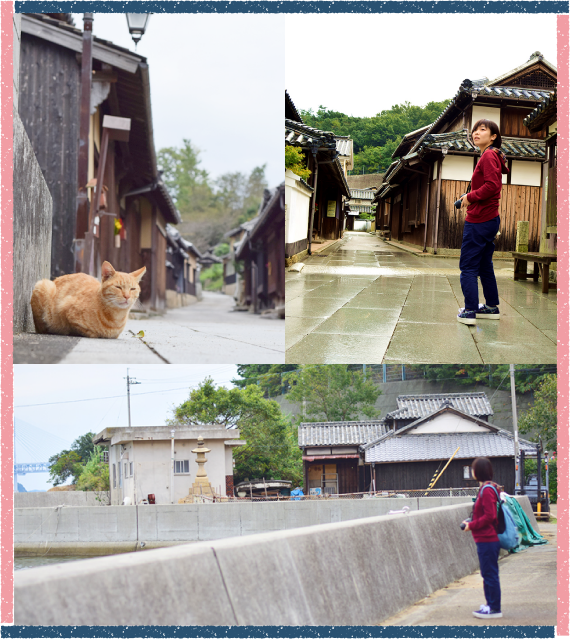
[126,13,152,47]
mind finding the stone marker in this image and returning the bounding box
[516,220,529,253]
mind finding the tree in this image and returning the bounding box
[285,146,311,181]
[232,365,298,397]
[168,377,302,485]
[284,365,381,423]
[76,447,110,492]
[518,374,557,451]
[48,431,98,486]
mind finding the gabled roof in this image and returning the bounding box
[285,119,337,151]
[386,392,493,421]
[488,52,557,88]
[363,406,537,463]
[298,420,389,447]
[419,131,546,159]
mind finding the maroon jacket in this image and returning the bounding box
[470,481,500,543]
[466,147,509,224]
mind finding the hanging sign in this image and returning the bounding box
[327,200,337,217]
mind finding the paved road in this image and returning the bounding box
[286,232,557,364]
[14,292,285,364]
[381,509,557,627]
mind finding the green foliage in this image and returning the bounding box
[76,447,110,492]
[200,264,223,291]
[300,100,450,173]
[415,365,556,394]
[284,365,381,423]
[285,146,311,181]
[168,377,302,485]
[518,374,557,451]
[232,365,298,397]
[48,450,83,487]
[522,458,557,504]
[48,431,98,487]
[158,139,267,252]
[214,243,230,257]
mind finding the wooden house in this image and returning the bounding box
[165,224,202,307]
[362,405,538,495]
[285,92,352,259]
[235,184,285,314]
[523,91,557,256]
[298,420,389,494]
[373,52,556,254]
[18,13,181,311]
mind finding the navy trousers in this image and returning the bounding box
[459,216,501,311]
[476,540,501,612]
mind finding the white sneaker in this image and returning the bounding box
[472,604,503,619]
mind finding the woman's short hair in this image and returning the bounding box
[472,457,494,481]
[471,119,502,149]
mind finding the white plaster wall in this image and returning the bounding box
[472,105,501,128]
[511,160,542,187]
[408,414,492,434]
[441,155,473,181]
[285,169,312,245]
[548,122,557,135]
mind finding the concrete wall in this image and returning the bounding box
[15,496,538,556]
[14,491,109,508]
[14,498,536,626]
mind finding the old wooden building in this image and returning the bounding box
[235,184,285,314]
[285,92,352,259]
[18,13,180,310]
[298,420,388,495]
[523,91,557,256]
[362,405,537,495]
[165,224,202,307]
[373,53,556,254]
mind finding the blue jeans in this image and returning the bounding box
[459,216,501,311]
[476,540,501,611]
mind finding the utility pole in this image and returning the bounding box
[124,368,141,427]
[510,364,520,493]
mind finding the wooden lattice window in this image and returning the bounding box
[507,71,556,90]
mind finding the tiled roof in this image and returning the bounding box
[285,91,304,124]
[285,119,337,151]
[488,52,557,86]
[336,137,352,157]
[364,432,537,463]
[418,131,545,159]
[524,91,557,131]
[298,421,389,447]
[386,393,493,421]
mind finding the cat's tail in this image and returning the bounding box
[30,279,56,334]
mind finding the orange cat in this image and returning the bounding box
[30,261,146,339]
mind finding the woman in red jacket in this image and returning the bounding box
[457,120,509,325]
[462,457,503,619]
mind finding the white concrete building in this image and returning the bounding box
[94,425,246,505]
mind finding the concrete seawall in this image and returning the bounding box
[15,496,485,555]
[14,497,537,626]
[14,491,109,508]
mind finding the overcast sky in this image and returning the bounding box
[14,364,239,491]
[71,13,284,187]
[286,13,557,117]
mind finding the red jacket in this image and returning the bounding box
[470,482,500,543]
[466,147,509,224]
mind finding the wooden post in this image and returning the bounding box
[150,205,158,310]
[433,157,443,254]
[423,169,432,252]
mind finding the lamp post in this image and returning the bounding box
[126,13,152,47]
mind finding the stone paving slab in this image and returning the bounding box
[285,232,557,364]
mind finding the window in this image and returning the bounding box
[124,462,128,478]
[130,462,134,477]
[175,460,190,474]
[464,466,472,480]
[112,464,116,488]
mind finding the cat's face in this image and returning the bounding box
[100,262,146,310]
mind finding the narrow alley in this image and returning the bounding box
[14,292,285,365]
[286,232,557,364]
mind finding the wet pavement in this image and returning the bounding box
[286,232,557,364]
[381,508,557,626]
[14,292,285,365]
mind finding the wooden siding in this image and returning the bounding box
[502,107,546,139]
[19,33,81,279]
[546,138,557,227]
[374,457,515,495]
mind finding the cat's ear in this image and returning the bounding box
[131,266,146,283]
[101,261,116,282]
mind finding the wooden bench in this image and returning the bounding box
[512,252,557,294]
